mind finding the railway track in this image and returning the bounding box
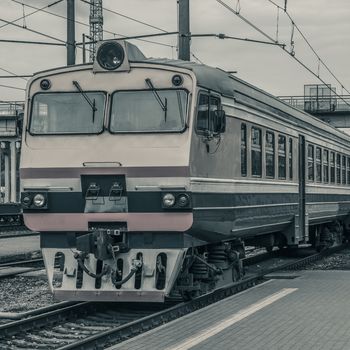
[0,244,345,350]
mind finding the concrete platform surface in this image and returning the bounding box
[108,270,350,350]
[0,235,40,257]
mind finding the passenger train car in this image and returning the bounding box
[20,40,349,302]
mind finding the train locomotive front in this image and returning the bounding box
[20,41,215,302]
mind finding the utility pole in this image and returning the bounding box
[89,0,104,62]
[67,0,75,65]
[178,0,191,61]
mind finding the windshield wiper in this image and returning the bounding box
[145,78,167,121]
[72,80,97,122]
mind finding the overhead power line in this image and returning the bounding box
[0,0,63,30]
[0,75,32,78]
[0,38,65,46]
[214,0,350,107]
[13,0,174,49]
[0,66,28,81]
[0,83,25,91]
[265,0,350,95]
[0,16,66,44]
[81,0,168,33]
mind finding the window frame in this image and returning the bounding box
[265,130,275,179]
[109,88,189,134]
[315,146,322,183]
[241,123,247,177]
[307,144,315,182]
[323,149,329,183]
[278,134,287,180]
[195,91,222,135]
[251,126,262,178]
[29,90,107,136]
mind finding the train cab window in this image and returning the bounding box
[30,92,106,134]
[251,127,262,177]
[196,94,221,134]
[347,158,350,185]
[307,144,314,181]
[288,138,293,180]
[316,147,322,183]
[278,135,286,179]
[330,152,335,183]
[323,150,329,183]
[265,131,275,178]
[241,124,247,177]
[342,155,346,184]
[336,154,341,184]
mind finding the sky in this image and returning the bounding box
[0,0,349,101]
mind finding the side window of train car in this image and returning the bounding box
[265,131,275,178]
[196,94,209,132]
[196,94,221,134]
[251,127,262,177]
[347,157,350,185]
[336,154,341,184]
[323,149,329,183]
[307,144,314,181]
[330,152,335,183]
[278,135,286,179]
[241,124,247,177]
[342,155,346,185]
[289,138,293,180]
[315,147,322,183]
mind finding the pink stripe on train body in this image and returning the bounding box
[20,166,190,179]
[24,212,194,232]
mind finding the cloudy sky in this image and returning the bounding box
[0,0,349,101]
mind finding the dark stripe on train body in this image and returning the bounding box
[22,191,350,214]
[23,191,300,214]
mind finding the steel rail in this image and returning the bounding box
[0,302,94,338]
[0,244,344,348]
[56,244,346,350]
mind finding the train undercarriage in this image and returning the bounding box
[44,218,346,303]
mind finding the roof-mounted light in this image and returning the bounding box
[96,41,125,71]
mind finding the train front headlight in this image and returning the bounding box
[178,194,190,207]
[162,193,175,208]
[33,193,46,207]
[21,195,32,207]
[96,41,125,71]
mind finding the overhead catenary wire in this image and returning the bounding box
[0,75,32,78]
[12,0,174,49]
[0,0,63,30]
[0,66,28,81]
[80,0,168,33]
[214,0,350,108]
[0,83,25,91]
[0,38,65,46]
[265,0,350,95]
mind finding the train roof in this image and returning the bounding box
[140,57,350,146]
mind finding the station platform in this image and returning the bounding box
[0,235,40,262]
[109,270,350,350]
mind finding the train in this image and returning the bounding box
[20,40,349,302]
[0,103,23,226]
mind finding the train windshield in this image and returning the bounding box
[30,92,105,134]
[110,90,187,133]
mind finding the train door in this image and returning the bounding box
[298,135,306,239]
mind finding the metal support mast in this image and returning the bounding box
[89,0,104,62]
[67,0,76,65]
[178,0,191,61]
